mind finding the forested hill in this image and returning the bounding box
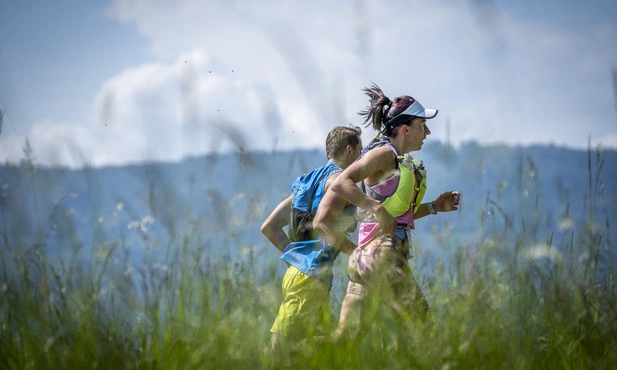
[1,141,616,276]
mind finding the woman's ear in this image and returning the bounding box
[346,144,353,155]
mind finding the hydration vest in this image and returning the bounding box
[383,153,427,217]
[361,137,427,224]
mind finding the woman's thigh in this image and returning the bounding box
[349,235,428,320]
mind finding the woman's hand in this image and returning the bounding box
[433,191,461,212]
[374,206,397,234]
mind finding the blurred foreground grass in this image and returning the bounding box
[2,228,615,369]
[2,211,615,368]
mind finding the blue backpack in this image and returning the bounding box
[288,162,341,242]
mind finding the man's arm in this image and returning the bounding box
[313,177,357,256]
[261,196,292,253]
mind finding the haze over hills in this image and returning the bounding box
[1,140,616,286]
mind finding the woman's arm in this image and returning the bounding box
[313,176,357,255]
[261,196,292,253]
[414,191,461,220]
[330,146,399,234]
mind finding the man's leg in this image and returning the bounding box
[270,266,330,349]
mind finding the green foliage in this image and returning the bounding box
[0,143,616,369]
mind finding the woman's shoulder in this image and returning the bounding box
[364,145,397,163]
[359,145,398,180]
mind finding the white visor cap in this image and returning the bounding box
[397,100,438,119]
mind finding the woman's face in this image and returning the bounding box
[407,118,431,151]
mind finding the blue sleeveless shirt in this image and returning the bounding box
[280,161,356,287]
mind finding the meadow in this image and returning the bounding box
[0,140,615,369]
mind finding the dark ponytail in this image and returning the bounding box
[358,83,416,137]
[358,83,392,133]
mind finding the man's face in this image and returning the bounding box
[352,141,363,160]
[344,141,363,168]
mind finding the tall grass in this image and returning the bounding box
[1,143,616,369]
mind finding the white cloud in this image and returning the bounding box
[0,49,333,167]
[106,0,617,149]
[1,0,616,167]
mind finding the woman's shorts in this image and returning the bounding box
[346,232,429,319]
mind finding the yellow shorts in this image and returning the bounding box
[270,265,333,339]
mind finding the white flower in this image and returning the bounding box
[522,243,563,263]
[557,217,574,230]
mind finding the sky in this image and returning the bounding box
[1,0,616,168]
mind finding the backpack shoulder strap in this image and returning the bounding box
[306,164,341,215]
[288,163,341,236]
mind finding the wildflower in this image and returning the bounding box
[557,216,574,230]
[522,243,563,263]
[127,216,155,232]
